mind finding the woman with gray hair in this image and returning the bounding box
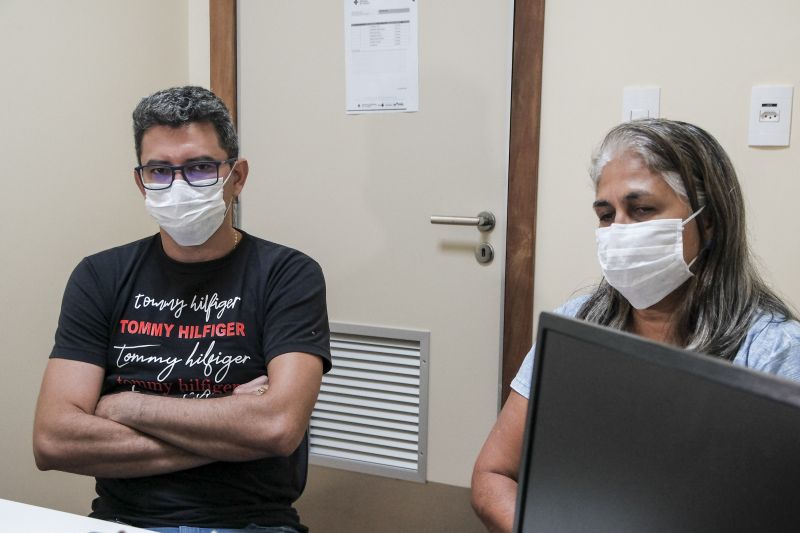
[471,118,800,533]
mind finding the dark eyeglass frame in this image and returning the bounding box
[135,158,237,190]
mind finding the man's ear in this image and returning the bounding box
[134,169,146,197]
[230,158,249,197]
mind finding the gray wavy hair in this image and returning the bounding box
[578,118,795,360]
[132,86,238,163]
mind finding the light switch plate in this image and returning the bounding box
[622,87,660,122]
[748,85,793,147]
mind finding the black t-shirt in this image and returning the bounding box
[50,231,331,530]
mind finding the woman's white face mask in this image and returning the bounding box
[595,207,704,309]
[144,165,236,247]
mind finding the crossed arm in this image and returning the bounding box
[471,390,528,533]
[33,352,323,478]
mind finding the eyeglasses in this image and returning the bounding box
[135,158,237,190]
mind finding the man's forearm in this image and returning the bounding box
[95,353,322,462]
[34,407,214,478]
[97,391,302,462]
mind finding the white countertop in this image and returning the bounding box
[0,498,152,533]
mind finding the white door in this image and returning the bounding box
[238,0,512,487]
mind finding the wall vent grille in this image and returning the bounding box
[309,322,430,482]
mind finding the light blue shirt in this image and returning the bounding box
[511,296,800,398]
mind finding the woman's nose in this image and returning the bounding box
[613,213,634,225]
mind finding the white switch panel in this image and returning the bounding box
[622,87,660,122]
[748,85,793,147]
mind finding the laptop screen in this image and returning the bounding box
[514,312,800,533]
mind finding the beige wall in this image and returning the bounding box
[0,0,193,514]
[534,0,800,327]
[188,0,211,88]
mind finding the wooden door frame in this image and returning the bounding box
[502,0,546,403]
[210,0,237,126]
[209,0,546,406]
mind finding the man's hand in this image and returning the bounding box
[233,375,269,396]
[95,375,273,424]
[94,391,136,422]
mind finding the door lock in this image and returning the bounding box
[475,243,494,264]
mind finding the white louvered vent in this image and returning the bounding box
[309,323,430,482]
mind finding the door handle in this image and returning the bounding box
[430,211,495,232]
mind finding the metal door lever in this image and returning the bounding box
[430,211,495,232]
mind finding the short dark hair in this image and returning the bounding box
[132,86,238,163]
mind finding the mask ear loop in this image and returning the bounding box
[682,205,707,269]
[681,205,705,227]
[220,161,239,219]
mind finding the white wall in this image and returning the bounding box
[534,0,800,327]
[0,0,194,514]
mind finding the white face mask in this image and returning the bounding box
[595,207,704,310]
[144,167,235,247]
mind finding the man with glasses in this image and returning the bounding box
[33,86,330,533]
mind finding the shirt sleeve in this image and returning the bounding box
[735,313,800,383]
[262,254,332,372]
[510,346,536,399]
[50,258,112,367]
[509,296,590,399]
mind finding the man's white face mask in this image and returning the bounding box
[595,206,704,310]
[144,163,236,247]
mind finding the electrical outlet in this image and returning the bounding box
[759,104,779,122]
[748,86,793,146]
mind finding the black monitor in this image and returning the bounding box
[514,312,800,533]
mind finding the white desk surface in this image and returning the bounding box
[0,498,152,533]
